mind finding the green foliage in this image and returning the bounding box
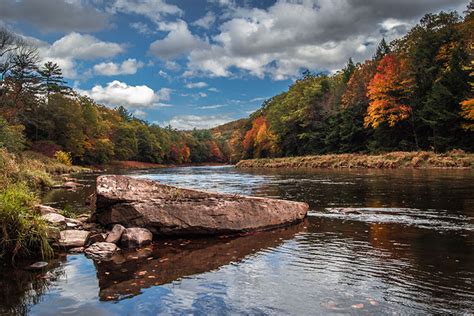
[0,183,53,262]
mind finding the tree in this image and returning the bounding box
[365,54,414,128]
[374,38,391,61]
[39,61,70,97]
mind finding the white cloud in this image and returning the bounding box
[133,109,147,119]
[78,80,171,109]
[163,114,233,130]
[149,20,208,60]
[185,81,208,89]
[47,33,124,60]
[23,32,125,79]
[108,0,182,24]
[198,104,226,109]
[94,58,144,76]
[193,12,216,29]
[130,21,155,35]
[208,87,219,92]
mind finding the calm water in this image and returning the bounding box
[1,166,473,315]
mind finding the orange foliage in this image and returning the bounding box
[209,141,223,161]
[365,54,414,128]
[242,116,277,158]
[181,144,191,163]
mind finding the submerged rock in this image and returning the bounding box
[93,175,309,236]
[58,230,90,248]
[121,228,153,248]
[85,242,118,260]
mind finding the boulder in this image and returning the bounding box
[93,175,309,236]
[85,242,118,260]
[58,230,90,248]
[106,224,126,244]
[120,228,153,248]
[42,213,66,228]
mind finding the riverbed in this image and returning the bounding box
[1,166,473,315]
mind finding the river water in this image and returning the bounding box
[1,166,473,315]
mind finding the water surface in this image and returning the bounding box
[1,166,473,315]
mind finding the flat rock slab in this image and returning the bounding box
[59,230,90,248]
[85,242,118,260]
[93,175,309,236]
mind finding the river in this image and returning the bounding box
[1,166,473,315]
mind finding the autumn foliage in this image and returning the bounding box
[365,54,414,128]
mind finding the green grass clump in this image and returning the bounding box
[0,183,53,262]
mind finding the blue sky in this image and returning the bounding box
[1,0,469,129]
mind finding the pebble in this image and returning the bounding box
[27,261,48,270]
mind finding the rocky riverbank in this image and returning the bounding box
[236,151,474,169]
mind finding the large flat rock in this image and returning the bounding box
[93,175,308,236]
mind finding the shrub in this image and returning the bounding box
[0,183,53,262]
[54,151,72,166]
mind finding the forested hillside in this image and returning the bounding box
[0,29,228,165]
[215,8,473,162]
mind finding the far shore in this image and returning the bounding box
[104,160,230,170]
[236,151,474,169]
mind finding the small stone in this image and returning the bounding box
[35,205,60,215]
[42,213,66,227]
[59,230,90,248]
[121,228,153,248]
[351,303,364,309]
[106,224,126,244]
[85,242,118,260]
[27,261,48,270]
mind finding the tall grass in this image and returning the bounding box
[0,183,53,262]
[236,151,474,169]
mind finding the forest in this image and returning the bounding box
[1,7,473,167]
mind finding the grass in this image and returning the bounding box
[0,149,88,262]
[0,183,53,262]
[236,151,474,169]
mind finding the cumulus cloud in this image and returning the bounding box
[78,80,171,109]
[94,58,144,76]
[163,114,233,130]
[184,0,467,79]
[185,81,208,89]
[193,12,216,29]
[0,0,109,32]
[130,21,156,35]
[149,20,208,60]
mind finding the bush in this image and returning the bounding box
[0,183,53,262]
[54,151,72,166]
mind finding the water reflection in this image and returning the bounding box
[95,222,307,301]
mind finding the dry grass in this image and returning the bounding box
[236,150,474,169]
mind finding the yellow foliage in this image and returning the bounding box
[54,150,72,166]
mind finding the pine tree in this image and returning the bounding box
[39,61,70,97]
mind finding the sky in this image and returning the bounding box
[0,0,470,130]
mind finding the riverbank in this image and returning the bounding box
[0,149,90,262]
[236,151,474,169]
